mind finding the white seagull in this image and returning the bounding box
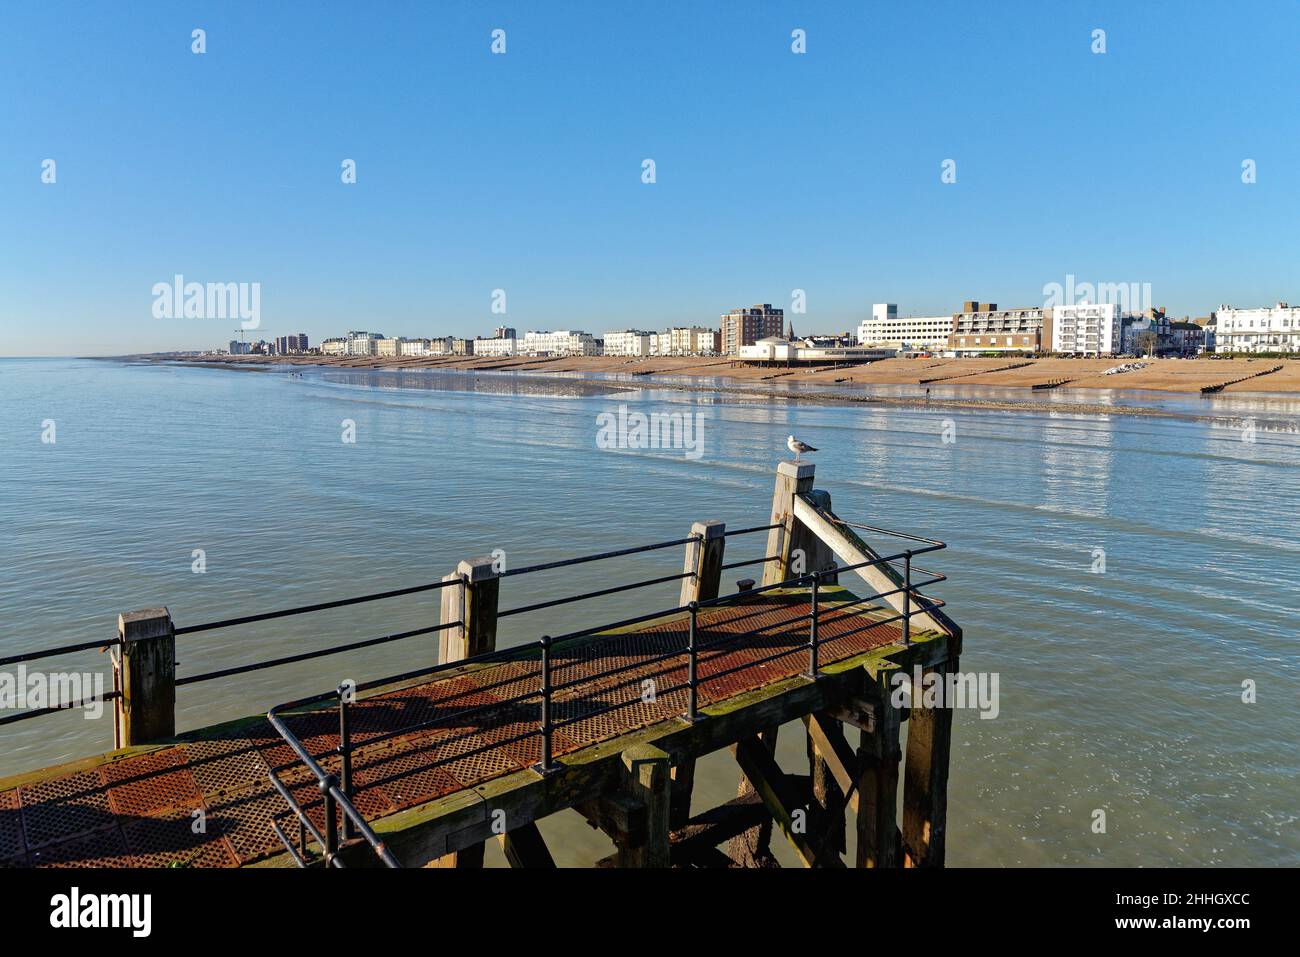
[787,435,818,462]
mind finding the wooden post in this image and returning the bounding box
[439,556,500,664]
[432,555,501,867]
[803,489,838,584]
[857,672,903,868]
[726,726,779,866]
[806,712,847,859]
[497,822,556,868]
[671,520,725,828]
[762,461,816,586]
[616,744,670,868]
[113,608,175,747]
[901,661,953,867]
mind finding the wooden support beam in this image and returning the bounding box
[672,520,725,828]
[763,461,816,586]
[792,494,946,633]
[726,726,780,867]
[806,711,847,857]
[432,555,501,868]
[731,735,844,868]
[615,744,670,868]
[113,608,176,747]
[669,793,770,866]
[497,822,556,868]
[901,661,952,867]
[804,489,838,583]
[857,674,903,868]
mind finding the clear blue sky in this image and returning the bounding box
[2,0,1297,355]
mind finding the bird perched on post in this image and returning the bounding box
[787,435,817,462]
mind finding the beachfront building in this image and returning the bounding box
[473,336,518,357]
[662,326,715,356]
[1213,302,1300,354]
[346,331,383,356]
[948,301,1050,356]
[603,330,655,357]
[694,328,720,354]
[521,330,600,356]
[320,337,347,356]
[399,339,432,356]
[275,333,309,355]
[227,340,251,355]
[375,337,405,357]
[1050,303,1121,356]
[721,304,784,355]
[738,336,894,364]
[856,304,954,352]
[493,326,517,341]
[451,338,474,356]
[1121,309,1174,356]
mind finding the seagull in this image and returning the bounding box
[787,435,818,462]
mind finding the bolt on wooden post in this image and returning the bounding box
[112,608,176,747]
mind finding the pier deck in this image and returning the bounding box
[0,587,942,868]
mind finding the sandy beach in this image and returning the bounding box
[144,351,1300,398]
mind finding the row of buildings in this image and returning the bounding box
[221,300,1300,361]
[855,301,1300,358]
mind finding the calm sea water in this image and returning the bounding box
[2,357,1297,866]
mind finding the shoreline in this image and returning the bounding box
[119,352,1300,421]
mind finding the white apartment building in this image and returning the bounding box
[856,304,954,351]
[1214,302,1300,354]
[321,337,347,356]
[738,337,895,363]
[399,339,431,356]
[375,337,404,357]
[663,326,715,356]
[473,337,518,357]
[1051,302,1121,356]
[694,329,720,354]
[521,330,600,356]
[346,331,383,356]
[603,330,654,357]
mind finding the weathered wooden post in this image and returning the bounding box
[901,660,954,867]
[431,555,500,868]
[112,608,176,748]
[616,743,671,867]
[762,460,816,585]
[671,520,725,828]
[438,556,500,664]
[856,671,903,867]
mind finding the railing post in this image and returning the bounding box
[679,520,726,605]
[439,555,500,664]
[902,551,912,647]
[763,461,816,586]
[536,634,554,774]
[112,608,176,747]
[806,572,820,678]
[322,774,339,864]
[687,602,699,722]
[433,554,500,867]
[337,684,353,841]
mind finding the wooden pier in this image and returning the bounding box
[0,462,961,869]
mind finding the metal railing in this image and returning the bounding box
[267,521,946,867]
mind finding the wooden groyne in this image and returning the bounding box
[1201,363,1284,393]
[0,462,961,869]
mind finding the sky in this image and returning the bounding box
[2,0,1297,356]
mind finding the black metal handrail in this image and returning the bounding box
[267,520,947,867]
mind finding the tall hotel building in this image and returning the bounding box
[721,304,784,355]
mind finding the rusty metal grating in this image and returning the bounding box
[103,748,203,818]
[0,789,25,863]
[181,736,270,797]
[122,806,239,868]
[19,770,112,850]
[206,782,296,864]
[351,739,461,812]
[28,825,134,868]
